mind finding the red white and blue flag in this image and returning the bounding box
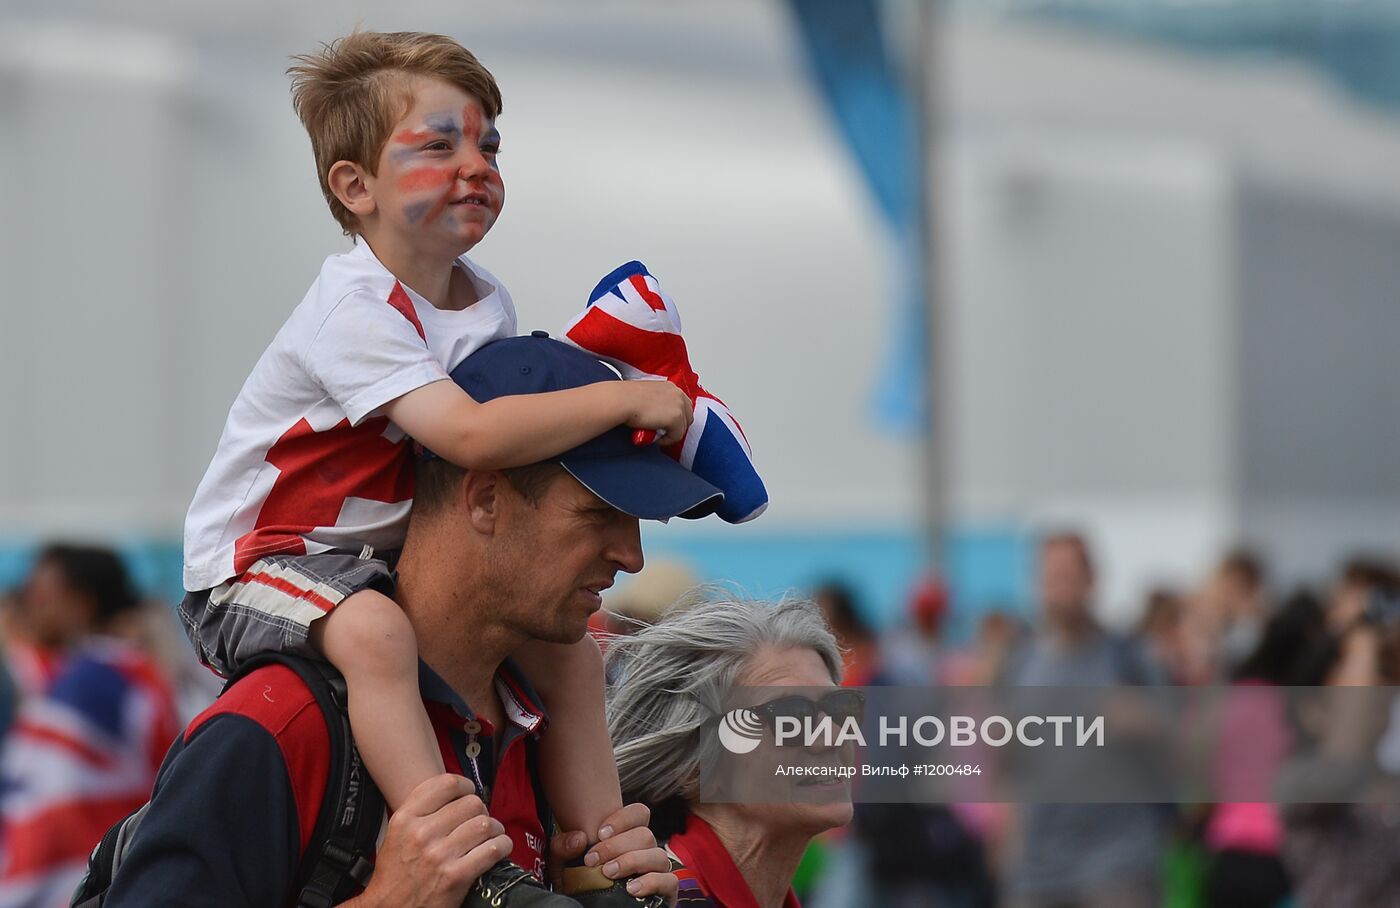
[0,640,178,908]
[564,261,768,524]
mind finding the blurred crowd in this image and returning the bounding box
[791,535,1400,908]
[0,545,221,904]
[3,533,1400,907]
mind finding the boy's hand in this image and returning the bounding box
[355,774,512,908]
[549,804,677,906]
[617,381,692,447]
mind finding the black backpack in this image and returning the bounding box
[71,654,386,908]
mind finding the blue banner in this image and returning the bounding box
[787,0,928,434]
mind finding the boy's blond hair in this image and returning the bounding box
[288,31,503,236]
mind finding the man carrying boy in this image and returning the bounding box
[176,31,702,906]
[105,335,715,906]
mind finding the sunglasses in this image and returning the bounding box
[750,689,866,727]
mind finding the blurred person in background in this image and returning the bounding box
[606,592,852,907]
[1278,560,1400,907]
[1,561,86,702]
[803,580,878,908]
[1323,556,1398,635]
[1201,549,1270,673]
[1200,591,1326,908]
[862,577,997,908]
[1001,530,1165,908]
[1285,557,1400,697]
[0,665,11,752]
[1175,594,1227,687]
[813,581,880,688]
[0,594,17,743]
[960,610,1025,688]
[881,576,952,686]
[1137,586,1189,684]
[115,597,223,725]
[809,579,998,908]
[0,544,179,908]
[1173,550,1271,687]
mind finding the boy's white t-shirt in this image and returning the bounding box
[183,240,517,591]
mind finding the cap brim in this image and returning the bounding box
[561,446,723,521]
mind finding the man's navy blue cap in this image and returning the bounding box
[440,332,723,521]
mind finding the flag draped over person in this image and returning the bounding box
[0,640,178,908]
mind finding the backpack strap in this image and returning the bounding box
[224,655,385,908]
[69,803,150,907]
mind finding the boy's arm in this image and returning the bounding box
[383,379,691,471]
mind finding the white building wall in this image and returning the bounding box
[0,4,921,546]
[941,17,1400,618]
[3,5,1400,620]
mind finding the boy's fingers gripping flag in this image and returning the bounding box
[562,261,768,524]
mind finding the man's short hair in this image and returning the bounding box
[500,462,564,505]
[287,31,503,236]
[414,459,562,516]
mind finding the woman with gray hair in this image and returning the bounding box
[605,589,854,908]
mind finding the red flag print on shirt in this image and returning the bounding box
[232,416,414,577]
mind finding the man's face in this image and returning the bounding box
[492,472,644,644]
[1039,539,1093,627]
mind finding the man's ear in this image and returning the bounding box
[327,160,376,219]
[461,469,503,534]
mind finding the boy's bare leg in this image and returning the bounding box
[513,635,623,843]
[310,589,446,811]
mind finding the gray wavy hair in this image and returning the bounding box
[605,586,842,810]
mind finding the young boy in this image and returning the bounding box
[179,31,686,905]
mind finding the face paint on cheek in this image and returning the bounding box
[395,166,457,193]
[397,167,460,225]
[423,197,453,224]
[403,199,435,223]
[406,184,459,225]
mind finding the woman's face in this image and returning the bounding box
[714,645,855,836]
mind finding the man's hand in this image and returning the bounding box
[550,803,677,906]
[347,775,512,908]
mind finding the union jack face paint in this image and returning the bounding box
[372,77,504,251]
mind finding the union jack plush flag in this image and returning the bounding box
[563,261,768,524]
[0,640,178,908]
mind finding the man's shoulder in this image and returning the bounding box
[188,664,328,750]
[100,666,330,906]
[182,664,335,857]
